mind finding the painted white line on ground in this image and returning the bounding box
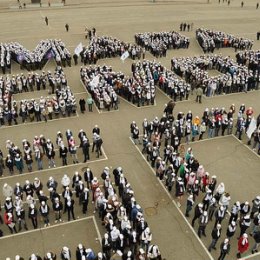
[203,89,260,99]
[191,134,231,144]
[243,251,260,259]
[128,136,214,260]
[0,215,94,240]
[118,95,157,109]
[231,134,260,158]
[0,113,79,129]
[91,215,102,244]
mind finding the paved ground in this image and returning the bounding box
[0,0,260,259]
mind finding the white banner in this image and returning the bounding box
[246,117,257,139]
[74,42,83,56]
[90,75,100,90]
[120,51,129,62]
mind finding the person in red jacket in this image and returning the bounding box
[4,212,17,233]
[237,233,249,258]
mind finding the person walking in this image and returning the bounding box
[65,23,69,32]
[45,16,48,26]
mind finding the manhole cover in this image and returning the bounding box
[145,207,157,216]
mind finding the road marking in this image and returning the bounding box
[231,134,260,158]
[118,95,157,109]
[128,136,214,260]
[92,215,102,244]
[0,215,95,239]
[243,251,260,259]
[0,113,79,129]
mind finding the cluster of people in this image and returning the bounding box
[196,28,253,53]
[179,22,193,32]
[1,165,162,260]
[0,126,103,175]
[80,36,142,65]
[80,66,119,111]
[0,66,69,94]
[130,103,259,159]
[130,110,260,259]
[0,68,77,126]
[236,50,260,75]
[0,39,71,73]
[134,31,189,57]
[171,54,259,97]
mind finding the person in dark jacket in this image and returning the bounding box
[251,230,260,254]
[218,238,230,260]
[208,224,222,251]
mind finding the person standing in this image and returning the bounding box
[237,233,249,258]
[87,96,94,112]
[191,203,203,227]
[4,212,17,233]
[198,211,208,238]
[65,23,69,32]
[39,201,50,227]
[79,98,86,114]
[195,87,203,103]
[66,196,75,221]
[218,238,230,260]
[208,224,222,252]
[251,230,260,254]
[80,188,89,214]
[53,197,63,223]
[45,16,48,26]
[28,203,38,229]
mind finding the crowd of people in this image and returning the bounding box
[134,31,189,57]
[236,50,260,74]
[130,102,260,159]
[0,126,103,175]
[196,28,253,53]
[80,36,142,65]
[0,40,71,73]
[130,106,260,259]
[171,54,259,97]
[1,165,162,260]
[0,67,77,126]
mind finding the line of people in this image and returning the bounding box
[134,31,189,57]
[196,28,253,53]
[171,54,259,97]
[0,126,103,175]
[80,36,142,65]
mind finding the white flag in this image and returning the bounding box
[120,51,129,62]
[246,117,257,139]
[74,42,83,56]
[90,75,100,90]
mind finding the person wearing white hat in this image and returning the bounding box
[229,201,240,224]
[208,224,222,252]
[28,203,38,229]
[237,233,249,258]
[4,211,17,233]
[15,255,25,260]
[44,252,56,260]
[214,206,226,228]
[198,211,208,238]
[185,194,194,217]
[250,196,260,219]
[239,214,251,238]
[76,244,86,260]
[147,244,161,260]
[218,238,230,260]
[39,201,50,227]
[2,183,13,198]
[191,203,203,227]
[60,246,71,260]
[29,254,42,260]
[141,227,152,253]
